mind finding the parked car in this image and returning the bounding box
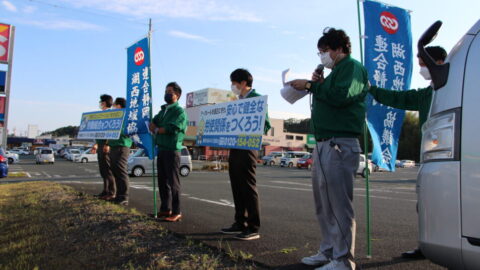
[297,154,313,169]
[415,20,480,269]
[65,149,82,161]
[73,148,98,163]
[0,147,9,178]
[280,151,310,168]
[262,151,285,166]
[357,154,374,178]
[35,148,54,164]
[400,160,416,168]
[128,147,192,177]
[9,149,29,155]
[4,151,19,164]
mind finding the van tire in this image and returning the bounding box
[362,168,370,178]
[269,161,275,166]
[132,166,144,177]
[180,166,190,177]
[81,158,88,163]
[7,158,13,164]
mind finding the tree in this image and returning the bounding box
[41,126,79,137]
[283,118,311,134]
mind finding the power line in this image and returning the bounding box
[13,0,149,26]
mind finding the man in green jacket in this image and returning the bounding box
[107,97,133,206]
[220,68,270,241]
[368,46,447,259]
[289,28,368,270]
[149,82,187,222]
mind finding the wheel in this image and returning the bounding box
[362,168,370,178]
[180,166,190,177]
[8,158,13,164]
[81,158,88,163]
[288,162,293,168]
[132,166,144,177]
[269,161,275,166]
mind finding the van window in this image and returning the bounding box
[286,153,295,158]
[41,150,52,154]
[295,153,305,158]
[181,148,190,156]
[296,136,304,140]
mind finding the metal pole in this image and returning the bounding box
[356,0,372,259]
[3,25,15,150]
[148,18,158,218]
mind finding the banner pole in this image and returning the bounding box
[357,0,372,259]
[148,18,158,218]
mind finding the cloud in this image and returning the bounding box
[64,0,262,22]
[23,5,37,14]
[17,19,105,31]
[269,110,309,120]
[168,30,214,44]
[2,0,17,12]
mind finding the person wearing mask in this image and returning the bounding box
[368,46,447,259]
[149,82,187,222]
[91,94,116,200]
[220,68,271,241]
[289,28,368,270]
[104,97,132,206]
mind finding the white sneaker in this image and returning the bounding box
[314,259,351,270]
[301,252,330,266]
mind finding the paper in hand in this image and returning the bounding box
[280,68,308,104]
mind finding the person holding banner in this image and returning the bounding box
[289,28,368,270]
[91,94,116,200]
[368,46,447,259]
[149,82,187,222]
[104,97,133,206]
[220,68,271,241]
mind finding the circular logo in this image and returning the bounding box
[380,11,399,34]
[134,47,145,66]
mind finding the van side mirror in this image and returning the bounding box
[417,20,450,90]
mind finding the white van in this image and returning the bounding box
[280,151,310,168]
[35,148,55,164]
[417,20,480,269]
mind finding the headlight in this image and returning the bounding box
[421,108,460,162]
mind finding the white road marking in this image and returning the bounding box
[186,196,234,207]
[270,180,312,187]
[42,171,52,178]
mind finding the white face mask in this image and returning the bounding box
[99,103,104,110]
[419,66,431,80]
[231,84,242,96]
[320,51,335,69]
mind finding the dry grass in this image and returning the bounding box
[0,182,260,270]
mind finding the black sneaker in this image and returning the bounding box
[234,228,260,241]
[113,198,129,206]
[221,223,246,234]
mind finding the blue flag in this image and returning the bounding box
[125,37,155,159]
[363,0,413,171]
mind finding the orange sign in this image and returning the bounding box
[0,23,11,63]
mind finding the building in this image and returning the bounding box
[183,88,314,160]
[27,124,38,139]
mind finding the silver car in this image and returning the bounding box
[128,147,192,177]
[417,20,480,269]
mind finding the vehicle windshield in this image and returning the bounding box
[303,154,311,159]
[41,150,52,154]
[132,149,145,157]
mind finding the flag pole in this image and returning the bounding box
[148,18,158,218]
[357,0,372,259]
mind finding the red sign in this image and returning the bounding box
[0,24,10,63]
[380,11,399,34]
[134,47,145,66]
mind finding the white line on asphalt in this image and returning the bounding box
[270,181,312,187]
[186,196,234,207]
[84,169,97,173]
[130,184,153,191]
[42,171,52,178]
[257,184,311,192]
[54,175,61,178]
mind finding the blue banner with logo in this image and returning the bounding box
[125,37,155,159]
[363,0,413,171]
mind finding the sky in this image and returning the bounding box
[1,0,479,136]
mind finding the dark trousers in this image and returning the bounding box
[109,146,130,200]
[228,149,260,231]
[97,146,115,195]
[157,150,181,215]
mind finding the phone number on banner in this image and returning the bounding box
[198,135,262,150]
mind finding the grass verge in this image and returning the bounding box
[0,182,261,270]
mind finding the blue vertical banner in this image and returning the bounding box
[363,0,413,171]
[125,37,155,159]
